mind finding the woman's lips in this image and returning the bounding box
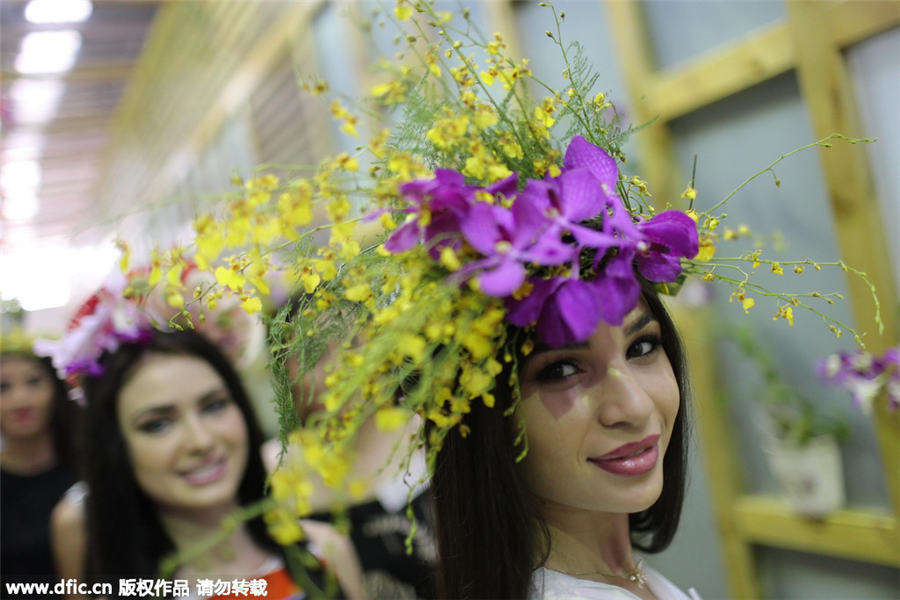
[8,407,37,424]
[589,434,660,476]
[179,456,228,485]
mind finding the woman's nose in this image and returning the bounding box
[182,414,216,452]
[594,361,654,429]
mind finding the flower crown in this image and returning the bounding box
[380,135,698,347]
[33,271,153,401]
[132,0,879,545]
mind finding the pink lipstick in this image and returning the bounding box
[589,434,660,476]
[179,456,228,485]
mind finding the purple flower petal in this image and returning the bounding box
[636,253,683,282]
[460,203,506,255]
[507,277,564,328]
[486,172,518,199]
[591,273,641,326]
[479,259,526,298]
[557,168,605,222]
[638,210,699,259]
[384,220,420,253]
[563,136,618,191]
[551,279,602,343]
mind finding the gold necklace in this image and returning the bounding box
[559,558,648,589]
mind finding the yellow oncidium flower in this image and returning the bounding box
[773,305,794,326]
[695,238,715,262]
[426,115,469,150]
[240,296,263,315]
[472,105,499,130]
[375,406,411,431]
[394,0,413,21]
[345,283,371,302]
[265,507,306,545]
[214,265,245,291]
[681,187,697,201]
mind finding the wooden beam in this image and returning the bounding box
[646,1,900,122]
[673,304,762,599]
[605,1,680,207]
[830,1,900,49]
[483,0,522,67]
[646,22,792,123]
[785,0,900,519]
[735,496,900,567]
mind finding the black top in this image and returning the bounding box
[311,490,436,599]
[1,464,75,600]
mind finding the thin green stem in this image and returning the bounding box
[706,134,873,214]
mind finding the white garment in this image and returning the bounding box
[529,564,702,600]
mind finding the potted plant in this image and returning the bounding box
[729,325,849,517]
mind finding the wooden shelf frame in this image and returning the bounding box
[605,1,900,597]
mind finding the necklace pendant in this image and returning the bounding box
[627,560,648,588]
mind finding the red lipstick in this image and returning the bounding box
[589,434,660,476]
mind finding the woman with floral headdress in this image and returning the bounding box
[261,135,705,600]
[430,281,695,600]
[1,333,80,598]
[391,141,701,599]
[37,286,364,600]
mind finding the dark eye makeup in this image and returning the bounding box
[626,334,662,360]
[136,416,172,434]
[201,395,231,413]
[535,360,582,382]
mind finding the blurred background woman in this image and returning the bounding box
[1,341,80,598]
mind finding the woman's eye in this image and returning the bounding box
[535,360,581,382]
[26,376,44,387]
[137,418,171,434]
[202,396,230,414]
[627,335,661,359]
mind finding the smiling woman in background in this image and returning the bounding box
[1,341,79,599]
[44,326,360,600]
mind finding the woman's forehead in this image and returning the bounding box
[118,352,225,412]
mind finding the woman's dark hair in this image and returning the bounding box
[0,351,81,473]
[430,282,691,599]
[81,329,281,584]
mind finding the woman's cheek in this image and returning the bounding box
[540,392,576,420]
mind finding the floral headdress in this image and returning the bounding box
[33,262,269,404]
[33,270,153,402]
[138,1,879,543]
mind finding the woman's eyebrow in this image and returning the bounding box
[625,311,657,336]
[131,405,175,424]
[197,389,229,404]
[531,340,589,355]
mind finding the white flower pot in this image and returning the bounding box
[765,435,845,517]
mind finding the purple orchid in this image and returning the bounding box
[563,135,641,239]
[634,211,699,282]
[506,277,600,347]
[589,247,642,326]
[457,197,571,297]
[384,169,478,254]
[506,250,642,347]
[816,347,900,413]
[517,170,618,249]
